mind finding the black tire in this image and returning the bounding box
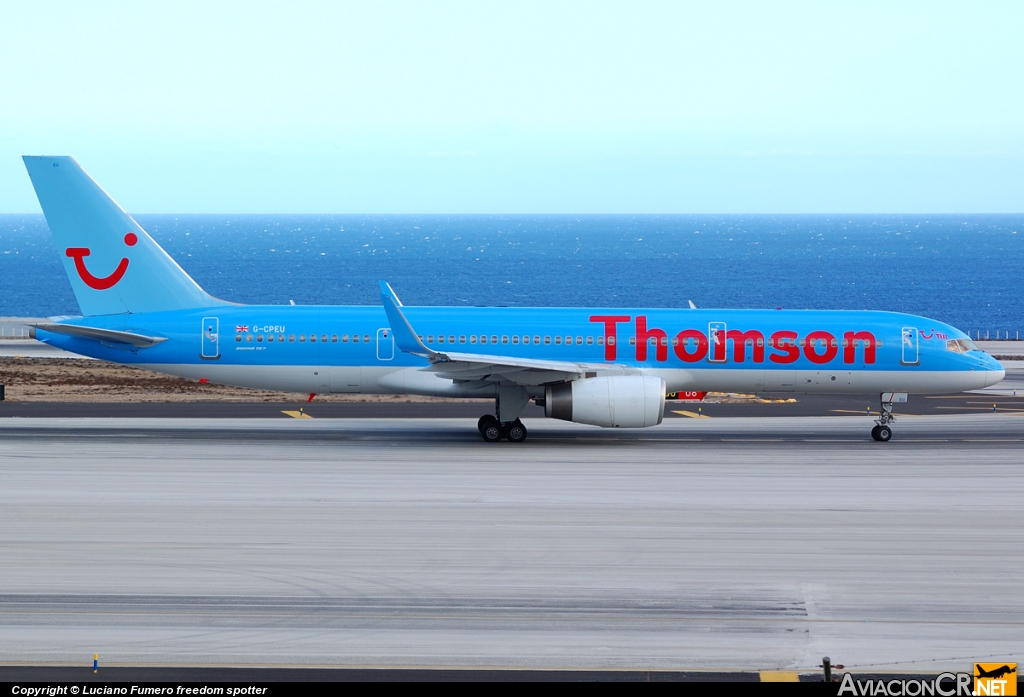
[871,425,882,441]
[876,425,892,442]
[481,423,503,442]
[478,414,498,434]
[505,420,527,443]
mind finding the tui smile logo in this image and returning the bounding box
[66,232,138,290]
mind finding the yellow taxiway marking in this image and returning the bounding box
[281,410,313,419]
[673,410,710,418]
[760,671,800,682]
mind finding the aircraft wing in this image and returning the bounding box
[422,351,589,385]
[379,281,611,386]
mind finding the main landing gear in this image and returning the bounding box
[477,414,528,443]
[870,393,900,442]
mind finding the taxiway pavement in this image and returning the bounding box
[0,413,1021,672]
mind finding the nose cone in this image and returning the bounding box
[984,357,1005,387]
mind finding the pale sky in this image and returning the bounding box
[1,1,1022,213]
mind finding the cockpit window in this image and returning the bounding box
[947,338,981,354]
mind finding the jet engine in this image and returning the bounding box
[545,376,666,428]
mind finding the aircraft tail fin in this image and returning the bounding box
[22,156,224,316]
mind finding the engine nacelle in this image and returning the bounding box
[545,376,666,428]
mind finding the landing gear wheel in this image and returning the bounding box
[504,419,527,443]
[873,394,897,442]
[481,421,503,442]
[478,414,499,434]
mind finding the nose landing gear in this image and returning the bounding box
[871,393,905,441]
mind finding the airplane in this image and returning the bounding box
[21,156,1005,443]
[975,665,1016,680]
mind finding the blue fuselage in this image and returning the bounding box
[35,305,1005,397]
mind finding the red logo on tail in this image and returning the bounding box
[66,233,137,290]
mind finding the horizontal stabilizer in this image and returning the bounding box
[30,323,168,348]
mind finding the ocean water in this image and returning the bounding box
[1,214,1021,335]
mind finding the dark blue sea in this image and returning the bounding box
[1,214,1021,336]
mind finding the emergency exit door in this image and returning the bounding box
[708,322,727,362]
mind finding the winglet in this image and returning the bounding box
[378,281,436,357]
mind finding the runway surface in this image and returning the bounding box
[1,413,1022,672]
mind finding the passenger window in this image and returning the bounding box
[341,334,348,342]
[502,336,509,344]
[544,336,551,344]
[364,335,370,343]
[438,335,445,343]
[427,335,434,343]
[597,337,603,345]
[649,337,657,345]
[332,335,338,342]
[512,336,519,344]
[289,334,295,342]
[523,336,530,345]
[448,335,454,344]
[478,335,485,344]
[235,334,242,342]
[246,334,253,343]
[278,334,285,342]
[532,336,539,344]
[554,336,561,345]
[311,334,317,342]
[628,337,636,346]
[353,334,359,342]
[671,337,678,346]
[470,335,476,344]
[257,334,264,342]
[267,334,274,342]
[491,335,498,344]
[459,336,466,344]
[587,337,594,345]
